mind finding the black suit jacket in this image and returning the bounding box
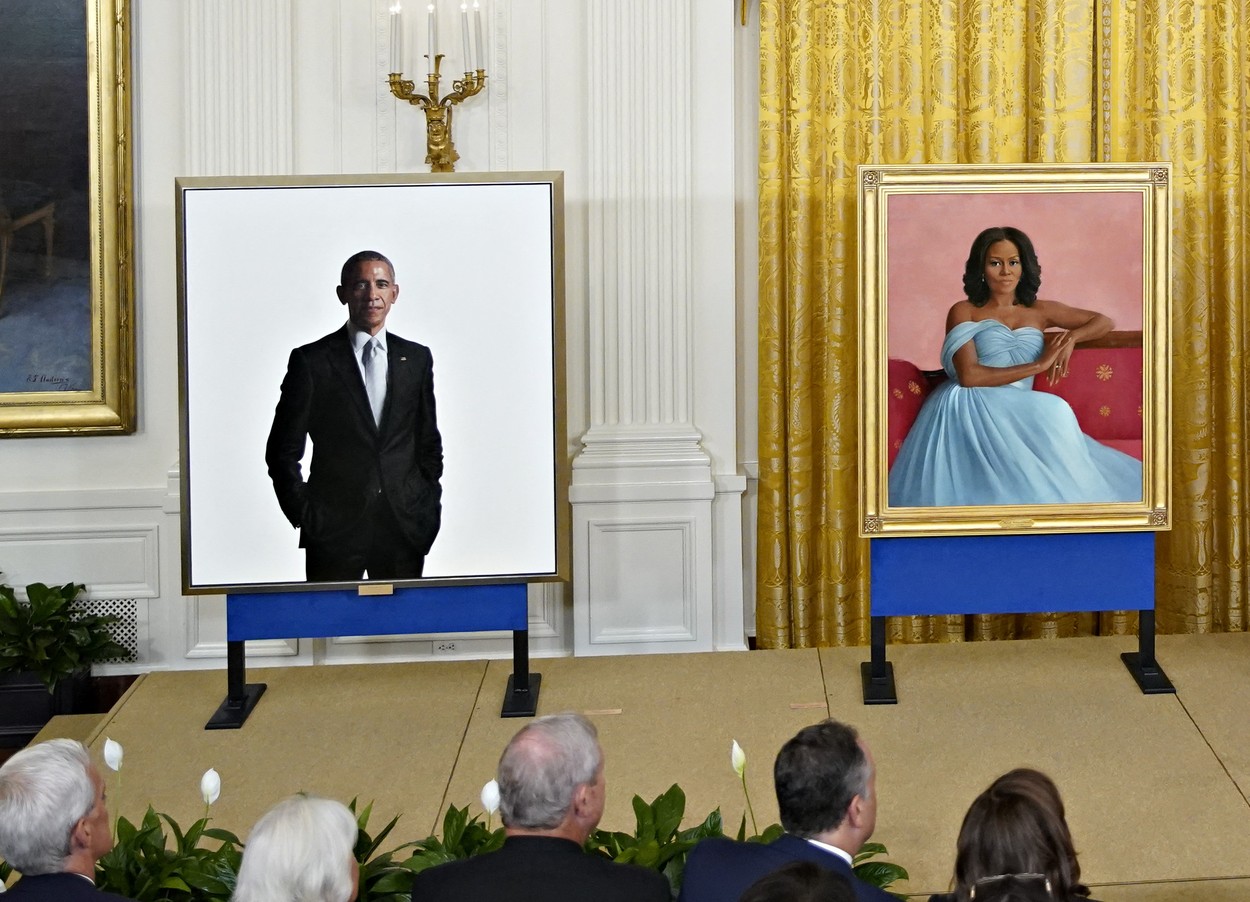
[411,835,671,902]
[678,834,897,902]
[266,326,443,558]
[2,872,134,901]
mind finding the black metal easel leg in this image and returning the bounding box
[860,615,898,705]
[501,630,541,717]
[205,640,268,729]
[1120,609,1175,694]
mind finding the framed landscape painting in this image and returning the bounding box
[0,0,135,436]
[858,163,1171,538]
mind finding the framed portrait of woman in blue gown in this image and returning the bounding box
[857,164,1171,538]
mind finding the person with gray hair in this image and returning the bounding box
[232,794,359,902]
[412,712,669,902]
[679,719,895,902]
[0,739,134,901]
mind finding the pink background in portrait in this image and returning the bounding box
[886,192,1144,370]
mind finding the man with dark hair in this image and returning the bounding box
[679,719,895,902]
[266,250,443,581]
[0,739,134,901]
[412,713,669,902]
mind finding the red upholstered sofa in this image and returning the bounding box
[887,331,1144,469]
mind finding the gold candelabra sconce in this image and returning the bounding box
[388,2,487,173]
[388,56,486,173]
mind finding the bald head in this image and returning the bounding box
[497,713,603,832]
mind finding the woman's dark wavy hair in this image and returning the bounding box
[951,769,1090,902]
[739,861,855,902]
[962,226,1042,307]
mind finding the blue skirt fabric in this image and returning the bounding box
[888,321,1142,508]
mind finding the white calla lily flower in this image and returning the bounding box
[731,740,746,777]
[200,768,221,806]
[480,779,501,815]
[103,738,124,772]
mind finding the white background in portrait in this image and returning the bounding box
[181,181,557,588]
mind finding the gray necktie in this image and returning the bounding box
[362,338,386,426]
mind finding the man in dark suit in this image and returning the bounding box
[266,250,443,581]
[412,713,670,902]
[679,719,897,902]
[0,739,135,901]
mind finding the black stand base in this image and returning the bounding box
[1121,652,1175,694]
[206,640,266,730]
[1121,608,1175,695]
[501,672,542,717]
[205,683,267,729]
[861,616,898,704]
[500,629,542,717]
[860,661,898,705]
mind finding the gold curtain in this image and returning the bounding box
[756,0,1250,647]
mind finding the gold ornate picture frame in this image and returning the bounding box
[858,164,1171,538]
[0,0,135,436]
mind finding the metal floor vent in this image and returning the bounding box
[81,597,139,664]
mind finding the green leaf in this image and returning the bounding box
[440,804,468,853]
[202,826,243,845]
[651,784,686,841]
[854,858,910,891]
[632,794,656,841]
[752,823,785,844]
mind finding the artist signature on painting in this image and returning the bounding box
[26,374,72,389]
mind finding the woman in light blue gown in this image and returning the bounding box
[888,226,1143,508]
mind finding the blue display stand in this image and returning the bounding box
[863,532,1173,704]
[206,583,541,729]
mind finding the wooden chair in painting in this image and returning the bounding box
[0,179,57,313]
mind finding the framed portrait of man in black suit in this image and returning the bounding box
[175,173,568,593]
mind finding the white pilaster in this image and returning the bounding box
[185,0,295,176]
[571,0,742,655]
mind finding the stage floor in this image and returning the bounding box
[69,633,1250,899]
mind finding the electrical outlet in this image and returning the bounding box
[435,641,457,653]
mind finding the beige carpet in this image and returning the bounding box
[64,633,1250,898]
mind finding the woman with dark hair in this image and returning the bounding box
[929,769,1099,902]
[888,226,1142,507]
[959,874,1057,902]
[739,861,856,902]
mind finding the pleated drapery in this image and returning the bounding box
[756,0,1249,647]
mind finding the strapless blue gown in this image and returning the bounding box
[888,321,1142,507]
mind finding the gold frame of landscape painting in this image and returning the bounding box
[858,163,1171,538]
[0,0,136,436]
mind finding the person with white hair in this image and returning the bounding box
[412,712,669,902]
[232,794,360,902]
[0,738,133,901]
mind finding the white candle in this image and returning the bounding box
[427,4,437,72]
[460,4,472,71]
[389,3,403,74]
[473,1,484,70]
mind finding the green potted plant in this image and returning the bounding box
[0,580,128,745]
